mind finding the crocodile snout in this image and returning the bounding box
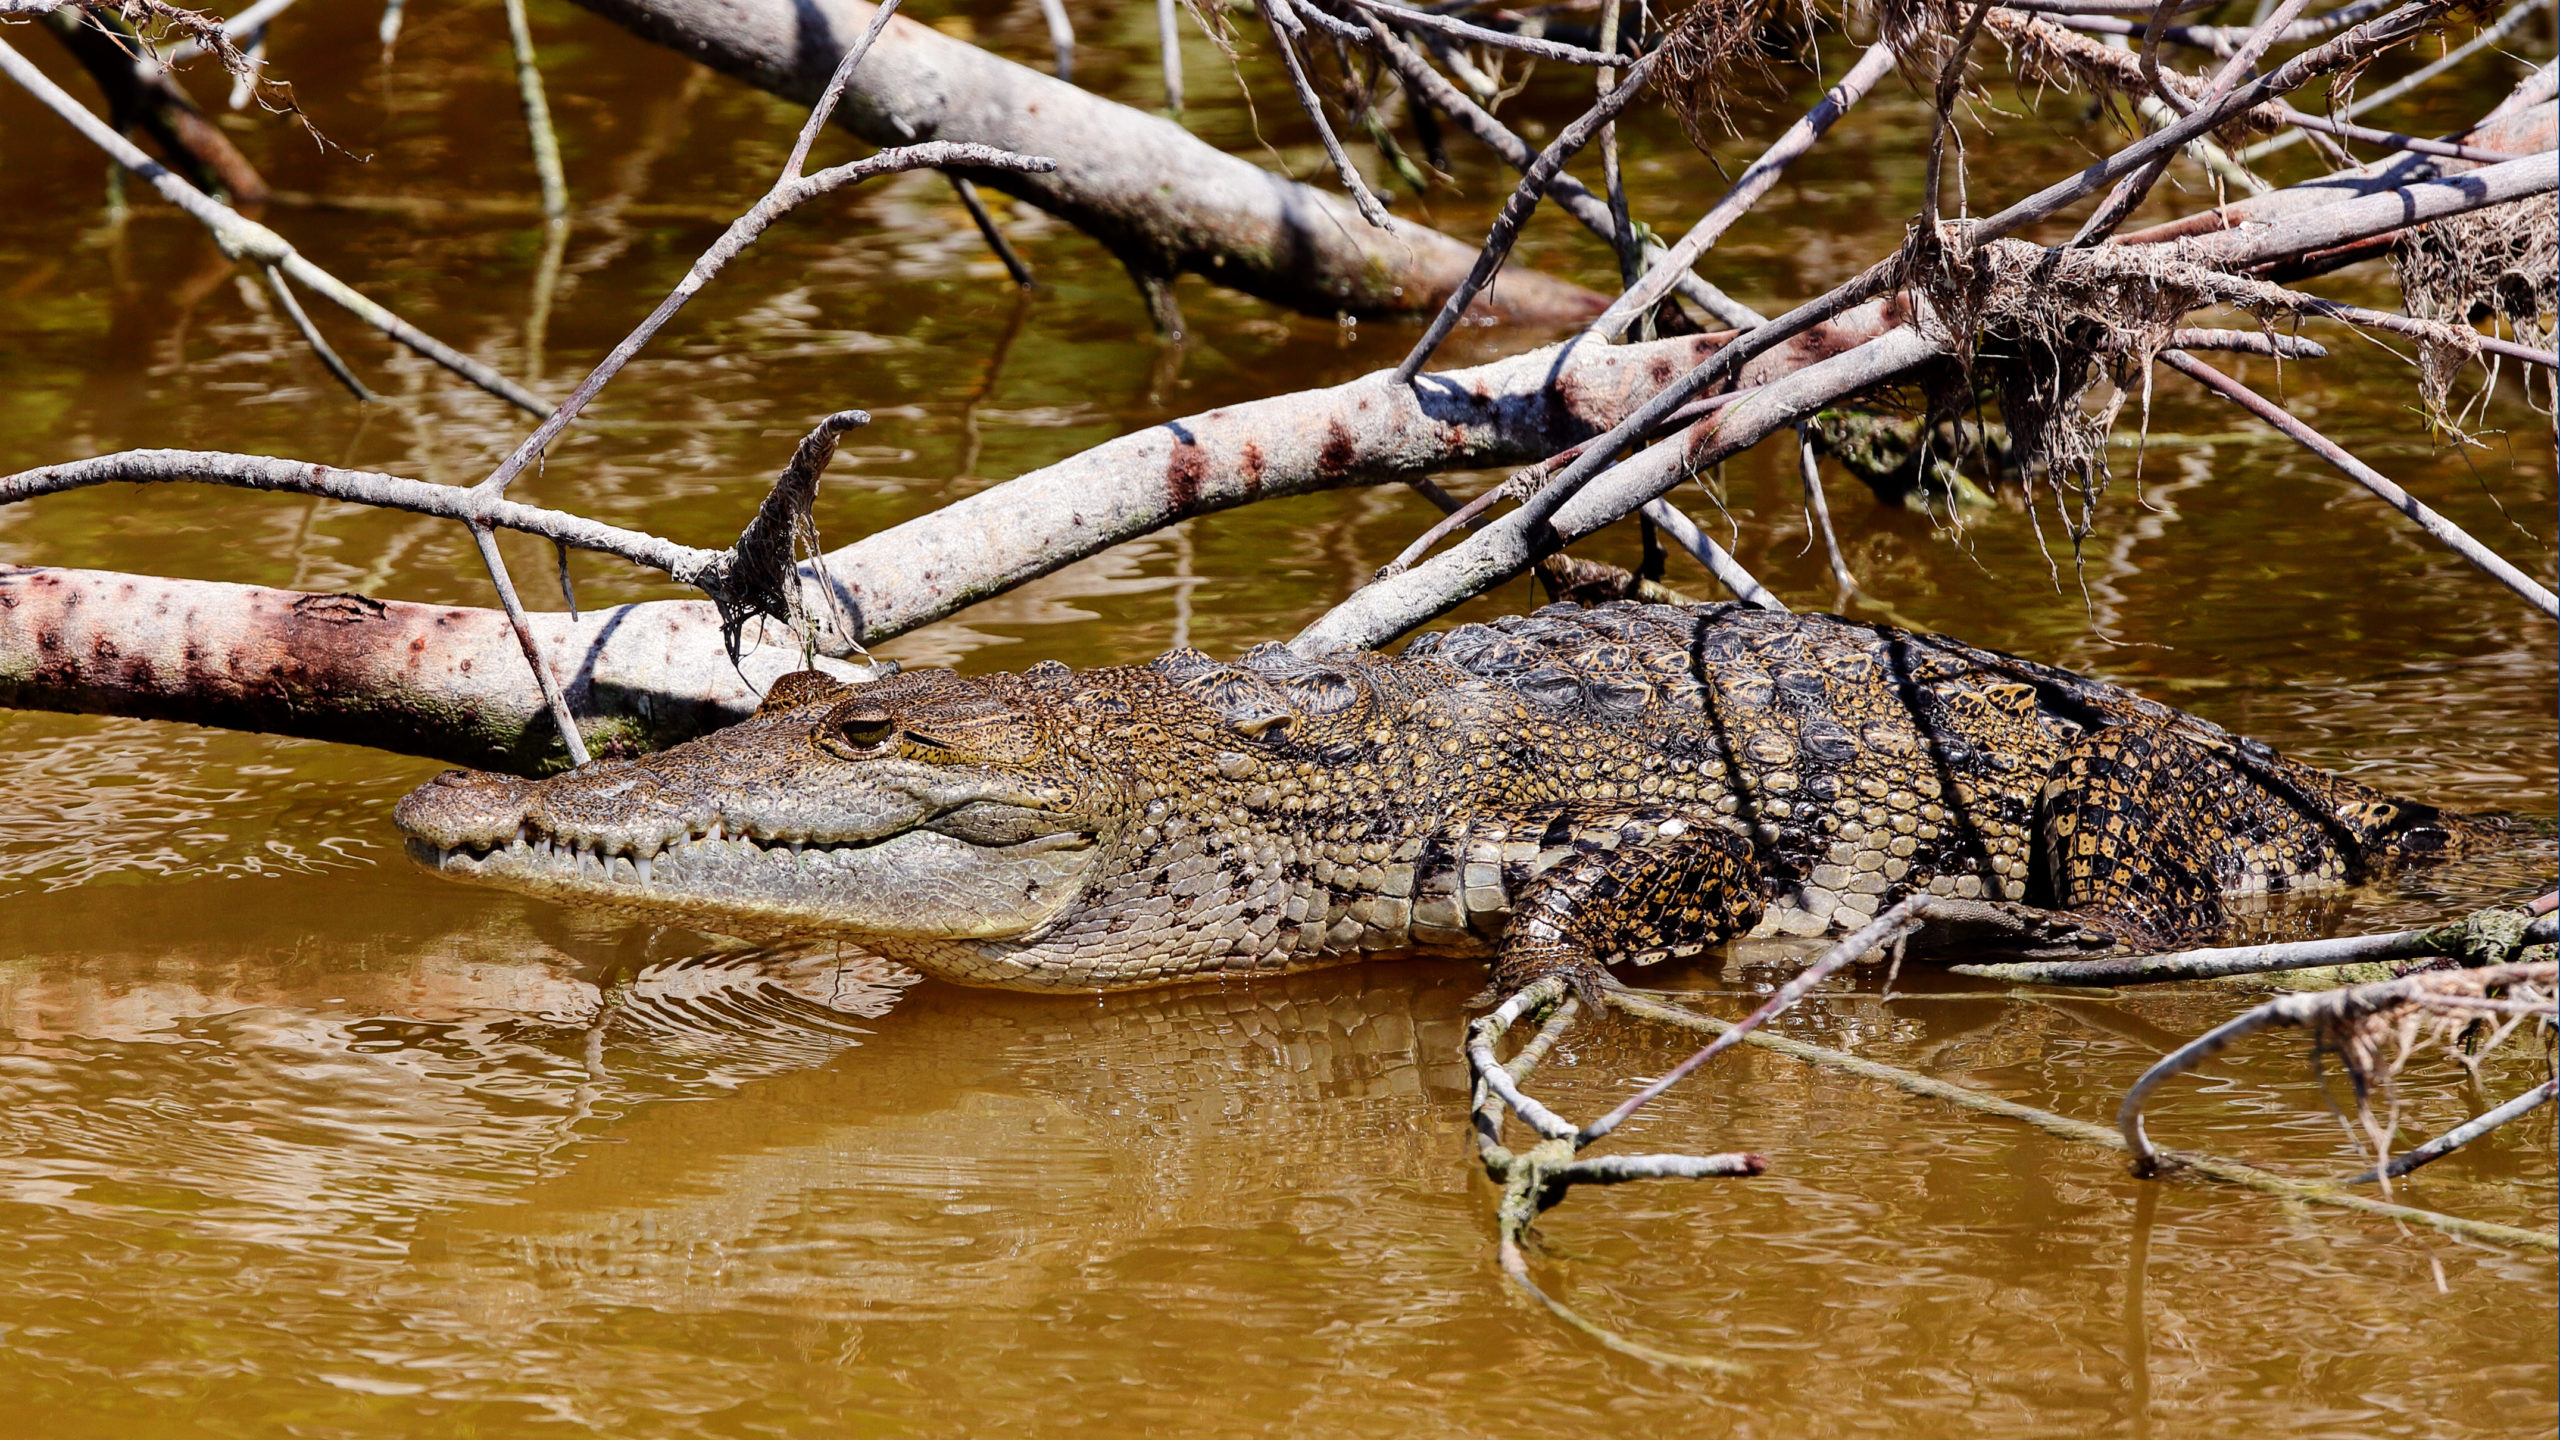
[393,768,537,854]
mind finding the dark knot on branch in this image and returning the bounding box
[679,410,872,667]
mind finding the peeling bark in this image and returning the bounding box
[567,0,1604,323]
[0,308,1905,770]
[0,566,828,774]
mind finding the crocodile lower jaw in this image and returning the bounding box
[409,823,1100,940]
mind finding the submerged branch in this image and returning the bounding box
[0,35,547,415]
[1608,989,2556,1251]
[1953,908,2557,985]
[2161,348,2560,618]
[2117,961,2557,1176]
[2341,1077,2557,1183]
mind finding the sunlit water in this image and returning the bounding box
[0,2,2552,1434]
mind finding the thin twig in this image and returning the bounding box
[0,450,736,577]
[1984,0,2459,248]
[441,11,1044,736]
[473,141,1049,496]
[949,174,1034,287]
[2342,1077,2557,1183]
[1924,2,2000,239]
[2161,348,2560,617]
[1639,497,1788,610]
[473,524,590,767]
[1393,47,1665,384]
[2041,0,2400,51]
[2240,0,2548,161]
[1036,0,1075,82]
[260,263,372,402]
[1597,0,1638,291]
[2075,0,2315,243]
[167,0,300,60]
[1581,895,1937,1146]
[1800,428,1859,594]
[1952,910,2558,984]
[1362,16,1753,325]
[1260,0,1393,228]
[1339,0,1626,66]
[0,35,548,415]
[2264,101,2530,165]
[1158,0,1184,115]
[1593,41,1900,341]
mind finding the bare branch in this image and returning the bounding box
[1337,0,1626,67]
[1953,910,2558,984]
[1260,0,1394,228]
[1608,987,2555,1250]
[1297,321,1944,654]
[568,0,1602,323]
[501,0,570,220]
[2118,961,2557,1176]
[1579,895,1939,1148]
[2160,348,2559,617]
[1981,0,2459,246]
[2342,1078,2558,1183]
[0,34,548,415]
[1362,15,1756,325]
[1393,46,1666,383]
[1593,40,1901,341]
[1036,0,1074,82]
[1157,0,1183,115]
[471,139,1055,500]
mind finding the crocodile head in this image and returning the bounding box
[393,668,1123,942]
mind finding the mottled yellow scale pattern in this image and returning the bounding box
[879,602,2475,989]
[407,601,2482,993]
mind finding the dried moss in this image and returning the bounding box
[2395,195,2557,426]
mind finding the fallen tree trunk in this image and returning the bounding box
[0,567,822,774]
[568,0,1603,324]
[0,309,1905,770]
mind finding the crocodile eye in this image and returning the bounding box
[821,709,897,757]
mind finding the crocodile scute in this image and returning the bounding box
[394,602,2482,993]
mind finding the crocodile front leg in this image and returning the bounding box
[2034,718,2361,950]
[1492,808,1766,1000]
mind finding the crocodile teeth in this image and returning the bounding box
[634,854,652,886]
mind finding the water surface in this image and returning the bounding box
[0,3,2553,1434]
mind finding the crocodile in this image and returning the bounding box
[394,602,2482,994]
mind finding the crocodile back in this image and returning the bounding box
[1403,602,2114,935]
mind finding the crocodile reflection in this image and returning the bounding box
[0,896,1474,1318]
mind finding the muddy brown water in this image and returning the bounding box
[0,3,2554,1434]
